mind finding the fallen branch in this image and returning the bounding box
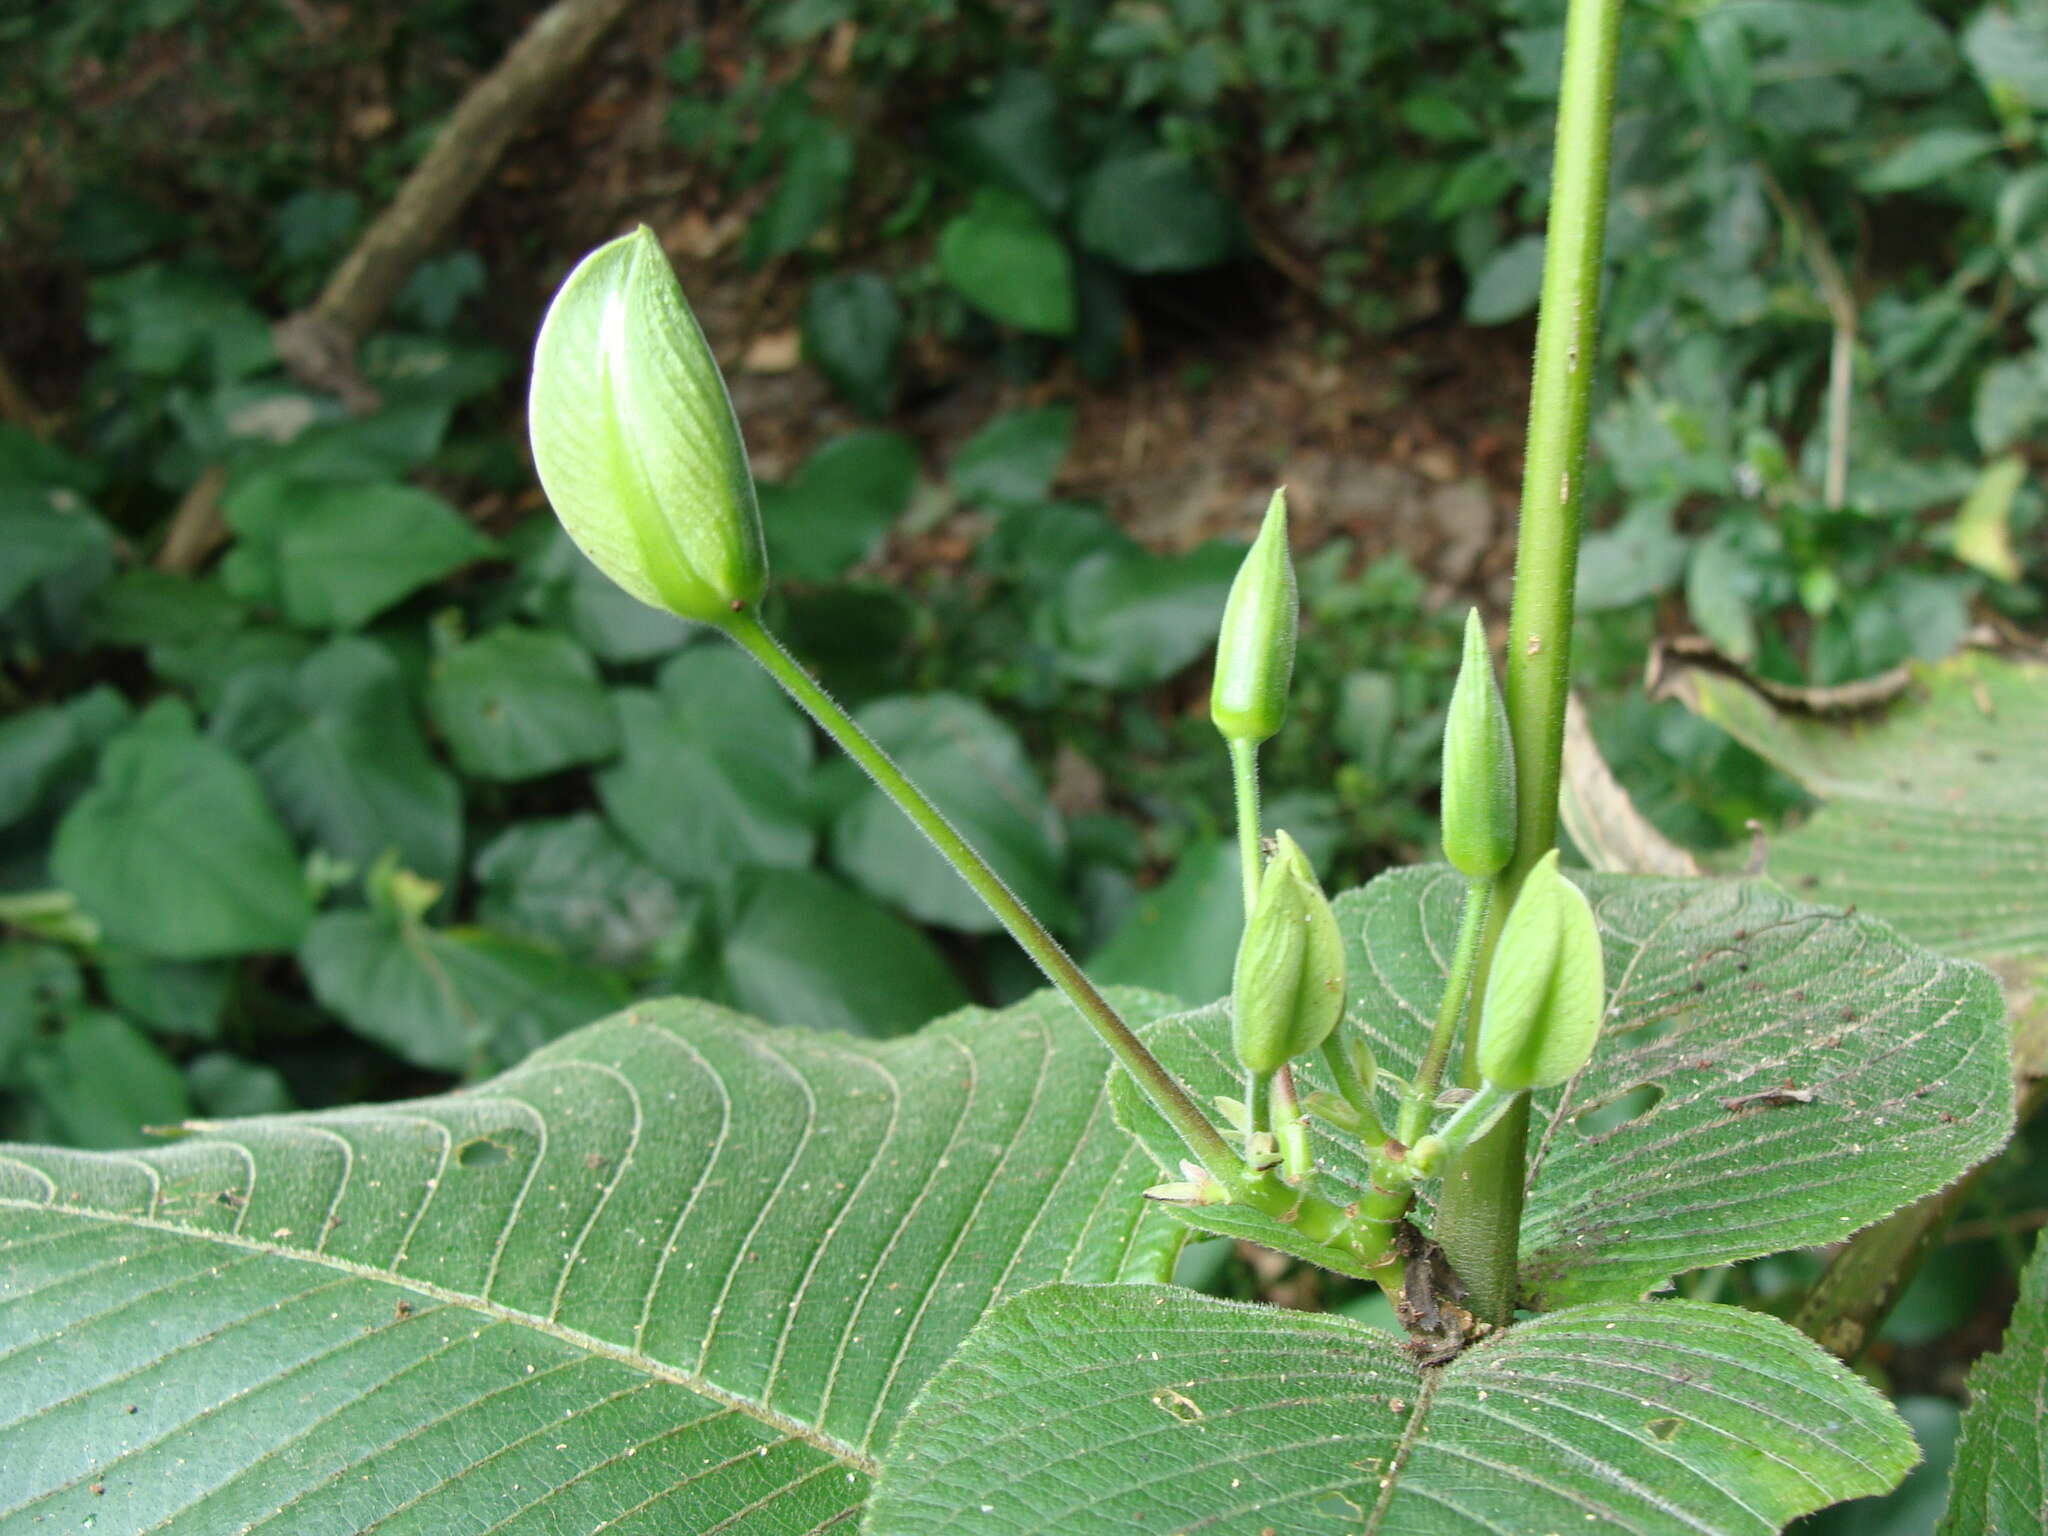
[273,0,638,405]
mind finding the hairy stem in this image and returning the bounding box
[725,608,1242,1186]
[1398,878,1491,1148]
[1436,0,1622,1325]
[1228,738,1264,917]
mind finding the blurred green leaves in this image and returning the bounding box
[53,703,312,959]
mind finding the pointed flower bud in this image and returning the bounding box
[1440,609,1516,878]
[1476,850,1604,1091]
[1231,830,1346,1076]
[1210,489,1298,745]
[529,226,768,626]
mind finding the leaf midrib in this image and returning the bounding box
[0,1197,879,1474]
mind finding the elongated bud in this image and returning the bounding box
[1476,850,1604,1091]
[1440,609,1516,877]
[1210,489,1298,745]
[529,226,768,626]
[1231,831,1346,1076]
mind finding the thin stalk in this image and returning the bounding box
[1247,1069,1275,1135]
[1228,738,1263,917]
[1271,1067,1312,1180]
[1397,878,1491,1148]
[725,608,1242,1186]
[1436,0,1623,1326]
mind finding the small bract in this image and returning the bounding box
[1476,849,1604,1091]
[528,226,768,626]
[1231,830,1345,1076]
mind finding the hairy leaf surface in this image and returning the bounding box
[1117,869,2011,1305]
[1665,652,2048,987]
[1937,1233,2048,1532]
[868,1284,1914,1534]
[0,991,1176,1533]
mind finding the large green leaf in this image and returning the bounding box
[1052,543,1240,688]
[869,1284,1913,1534]
[759,430,919,583]
[1118,867,2011,1305]
[596,646,816,885]
[51,703,313,960]
[0,686,128,831]
[1660,652,2048,979]
[937,188,1075,335]
[473,813,689,969]
[1088,838,1242,1006]
[425,626,620,782]
[0,990,1178,1532]
[299,906,626,1073]
[800,272,903,418]
[211,636,463,884]
[11,1011,189,1150]
[1074,149,1235,274]
[949,405,1074,511]
[221,477,498,630]
[829,694,1070,933]
[1937,1232,2048,1532]
[719,866,970,1036]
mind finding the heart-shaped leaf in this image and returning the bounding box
[426,625,620,782]
[596,646,816,884]
[211,635,463,884]
[829,694,1071,933]
[51,702,313,959]
[0,989,1178,1531]
[869,1284,1913,1534]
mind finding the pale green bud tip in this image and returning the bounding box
[529,225,768,627]
[1231,829,1346,1076]
[1210,488,1298,745]
[1476,850,1605,1091]
[1440,608,1516,878]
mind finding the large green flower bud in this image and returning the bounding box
[1231,830,1346,1076]
[529,226,768,626]
[1476,850,1604,1091]
[1440,608,1516,878]
[1210,489,1298,745]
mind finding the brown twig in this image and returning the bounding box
[273,0,638,407]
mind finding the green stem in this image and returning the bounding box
[1247,1069,1274,1136]
[725,608,1242,1187]
[1271,1067,1312,1180]
[1397,878,1491,1148]
[1228,737,1263,917]
[1435,0,1622,1326]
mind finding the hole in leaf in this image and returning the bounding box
[1646,1416,1683,1442]
[1572,1082,1664,1139]
[456,1137,513,1169]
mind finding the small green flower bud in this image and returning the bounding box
[1231,831,1346,1076]
[1476,850,1605,1091]
[1210,489,1298,745]
[529,226,768,626]
[1441,609,1516,877]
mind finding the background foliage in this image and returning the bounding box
[3,2,2046,1530]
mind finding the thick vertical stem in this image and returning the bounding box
[1436,0,1623,1325]
[724,609,1243,1186]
